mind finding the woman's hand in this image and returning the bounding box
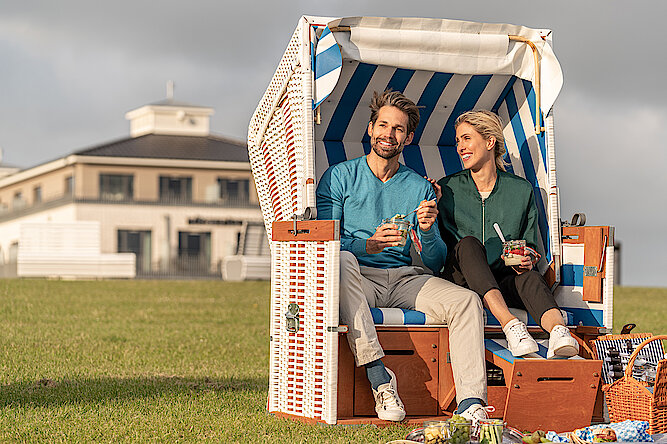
[424,177,442,201]
[512,254,534,274]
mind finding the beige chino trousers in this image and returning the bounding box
[339,250,487,404]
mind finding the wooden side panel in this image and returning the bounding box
[438,328,456,413]
[562,226,612,303]
[503,359,602,432]
[583,227,603,302]
[272,220,339,241]
[353,329,440,417]
[337,334,356,418]
[487,386,508,419]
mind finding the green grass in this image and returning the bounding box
[0,280,409,443]
[0,281,665,443]
[612,286,667,334]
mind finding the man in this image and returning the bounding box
[316,90,488,422]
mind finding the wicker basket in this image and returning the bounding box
[604,335,667,434]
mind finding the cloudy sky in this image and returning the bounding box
[1,1,665,286]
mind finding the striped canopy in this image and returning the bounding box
[310,17,563,265]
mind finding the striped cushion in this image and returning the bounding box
[370,307,574,326]
[370,307,439,325]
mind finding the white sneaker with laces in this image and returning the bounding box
[503,318,539,357]
[548,325,579,359]
[372,368,405,421]
[459,403,495,425]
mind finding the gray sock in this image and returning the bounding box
[365,359,391,390]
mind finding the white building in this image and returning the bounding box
[0,99,267,278]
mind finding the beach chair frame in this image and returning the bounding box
[248,16,613,428]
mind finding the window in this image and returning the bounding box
[64,176,74,196]
[217,178,249,204]
[13,191,25,210]
[178,231,211,258]
[159,176,192,202]
[33,186,42,204]
[99,174,133,201]
[118,230,152,273]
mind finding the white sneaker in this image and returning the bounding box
[548,325,579,359]
[503,318,539,357]
[459,403,492,424]
[372,368,405,421]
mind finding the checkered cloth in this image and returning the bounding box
[546,420,653,443]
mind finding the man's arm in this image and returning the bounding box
[315,167,370,257]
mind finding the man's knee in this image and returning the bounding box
[461,287,483,312]
[340,250,360,273]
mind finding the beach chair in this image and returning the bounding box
[248,16,614,431]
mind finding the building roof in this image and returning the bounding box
[75,133,249,162]
[148,98,211,108]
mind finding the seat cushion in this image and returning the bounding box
[370,307,574,326]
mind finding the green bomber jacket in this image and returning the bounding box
[436,169,541,273]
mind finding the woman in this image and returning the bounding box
[430,110,578,358]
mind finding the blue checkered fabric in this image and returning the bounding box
[546,420,653,443]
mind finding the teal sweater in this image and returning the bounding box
[316,156,446,272]
[437,169,540,273]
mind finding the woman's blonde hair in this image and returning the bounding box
[454,110,507,171]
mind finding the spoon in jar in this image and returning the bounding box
[493,223,506,242]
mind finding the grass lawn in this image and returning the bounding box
[0,280,664,443]
[0,279,408,443]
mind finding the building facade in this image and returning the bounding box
[0,99,266,278]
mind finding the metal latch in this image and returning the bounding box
[583,266,598,277]
[285,303,300,332]
[289,212,311,236]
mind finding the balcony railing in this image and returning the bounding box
[0,194,259,222]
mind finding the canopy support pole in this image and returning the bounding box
[509,35,545,134]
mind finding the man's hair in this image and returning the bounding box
[369,90,420,134]
[454,110,507,171]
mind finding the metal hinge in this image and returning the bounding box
[583,266,598,277]
[327,326,348,333]
[285,303,300,333]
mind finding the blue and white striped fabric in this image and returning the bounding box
[313,61,553,263]
[485,338,552,362]
[554,243,610,328]
[313,26,342,109]
[370,307,438,325]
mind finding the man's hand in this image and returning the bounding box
[366,223,403,254]
[512,254,534,274]
[424,177,442,201]
[416,199,438,232]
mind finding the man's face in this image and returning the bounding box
[368,105,414,160]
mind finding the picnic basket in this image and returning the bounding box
[604,335,667,434]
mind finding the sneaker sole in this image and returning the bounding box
[510,343,539,357]
[548,344,579,359]
[377,410,406,421]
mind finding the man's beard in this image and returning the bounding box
[371,137,404,159]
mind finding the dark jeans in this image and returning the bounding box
[441,236,558,329]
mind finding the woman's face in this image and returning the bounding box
[455,122,495,172]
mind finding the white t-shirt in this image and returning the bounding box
[479,190,492,200]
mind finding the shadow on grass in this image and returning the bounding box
[0,375,267,407]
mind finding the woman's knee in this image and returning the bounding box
[516,269,545,286]
[456,236,484,251]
